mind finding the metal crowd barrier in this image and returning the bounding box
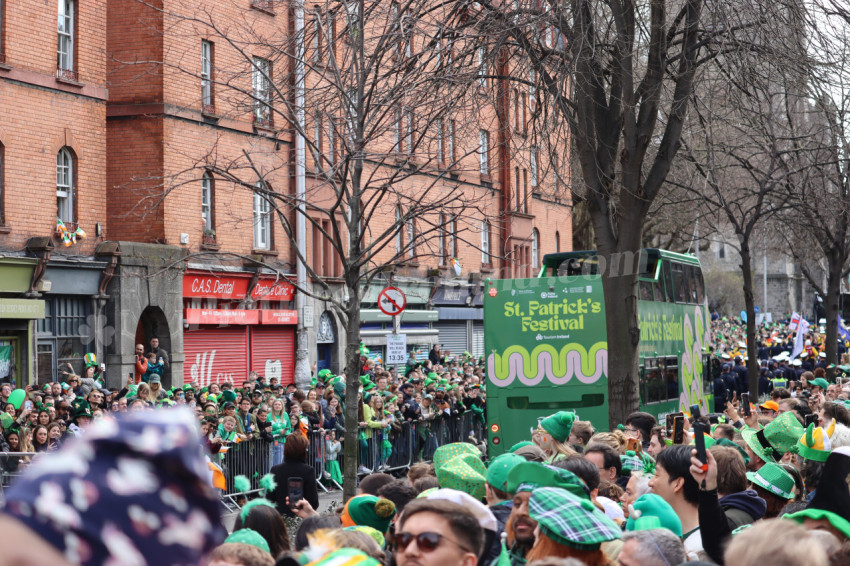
[213,413,487,502]
[0,452,39,504]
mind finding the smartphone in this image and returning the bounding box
[693,422,707,465]
[666,412,684,436]
[727,389,734,402]
[741,393,751,417]
[805,413,819,428]
[288,477,304,508]
[626,437,641,453]
[24,400,33,411]
[690,404,701,420]
[673,416,685,445]
[128,372,134,380]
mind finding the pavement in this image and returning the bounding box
[222,489,343,533]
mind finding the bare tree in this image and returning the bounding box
[123,0,491,498]
[464,0,712,426]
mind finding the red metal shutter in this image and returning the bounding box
[184,327,249,388]
[250,326,296,386]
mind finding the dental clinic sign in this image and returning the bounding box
[183,273,250,300]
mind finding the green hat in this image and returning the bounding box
[0,413,13,430]
[625,493,682,536]
[308,549,380,566]
[486,453,526,492]
[334,381,346,397]
[221,390,237,404]
[540,411,576,443]
[505,461,589,500]
[183,384,194,392]
[620,451,645,474]
[747,463,795,500]
[225,528,270,553]
[742,411,805,463]
[318,368,332,380]
[342,495,396,534]
[433,442,481,471]
[344,526,385,549]
[715,438,750,465]
[811,377,830,391]
[72,400,93,421]
[785,508,850,540]
[84,353,98,369]
[529,487,621,550]
[436,453,487,500]
[427,372,438,379]
[310,377,318,388]
[423,377,435,387]
[797,421,837,463]
[363,381,375,392]
[509,441,535,453]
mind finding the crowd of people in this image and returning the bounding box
[3,321,850,565]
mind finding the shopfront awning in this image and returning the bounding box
[432,284,472,306]
[360,309,438,323]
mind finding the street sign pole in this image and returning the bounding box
[393,314,400,379]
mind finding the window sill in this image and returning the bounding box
[251,249,278,257]
[200,243,220,251]
[250,0,276,15]
[481,266,495,274]
[55,69,83,87]
[0,226,11,235]
[202,105,219,118]
[507,210,534,219]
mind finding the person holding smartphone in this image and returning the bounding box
[269,433,319,518]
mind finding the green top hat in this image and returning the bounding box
[84,353,98,369]
[220,390,237,404]
[747,463,794,500]
[318,368,332,380]
[625,493,682,536]
[742,411,805,463]
[435,453,487,500]
[529,487,621,551]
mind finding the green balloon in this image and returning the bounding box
[8,389,26,410]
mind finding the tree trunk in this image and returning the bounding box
[602,267,642,428]
[824,255,842,378]
[739,241,760,396]
[342,284,362,502]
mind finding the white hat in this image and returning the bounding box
[721,353,731,360]
[800,352,808,359]
[738,342,747,349]
[793,359,803,367]
[820,352,827,358]
[806,339,812,346]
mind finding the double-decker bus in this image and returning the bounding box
[484,248,712,456]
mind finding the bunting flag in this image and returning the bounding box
[792,319,810,360]
[839,317,850,344]
[789,312,802,332]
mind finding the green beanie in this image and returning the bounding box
[342,495,396,534]
[540,411,576,443]
[486,453,525,492]
[221,390,237,404]
[225,528,271,553]
[509,441,535,453]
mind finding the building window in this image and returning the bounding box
[436,118,444,166]
[407,216,415,258]
[56,148,74,224]
[393,108,402,153]
[529,68,537,111]
[530,147,538,188]
[448,120,456,166]
[477,46,486,88]
[718,243,726,259]
[438,213,446,265]
[201,172,214,233]
[553,154,560,195]
[555,231,560,253]
[252,57,272,125]
[479,130,489,175]
[57,0,74,73]
[481,219,490,264]
[514,167,521,211]
[253,184,272,250]
[312,10,322,62]
[395,206,403,255]
[449,216,457,258]
[405,109,414,157]
[0,0,5,61]
[522,169,528,212]
[201,40,214,111]
[531,228,539,270]
[37,297,91,383]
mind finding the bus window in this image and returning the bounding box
[703,354,712,395]
[653,278,665,302]
[687,266,699,303]
[644,358,665,404]
[696,269,705,304]
[671,263,686,303]
[664,357,679,400]
[663,261,674,303]
[639,280,654,301]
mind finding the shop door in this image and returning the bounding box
[317,344,332,372]
[250,327,296,386]
[434,322,469,357]
[184,327,249,388]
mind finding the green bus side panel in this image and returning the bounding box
[484,276,712,457]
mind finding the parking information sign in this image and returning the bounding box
[386,333,408,365]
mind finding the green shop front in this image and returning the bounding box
[0,258,45,386]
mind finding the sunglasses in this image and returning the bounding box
[394,532,471,554]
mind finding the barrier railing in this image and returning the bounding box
[0,452,39,504]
